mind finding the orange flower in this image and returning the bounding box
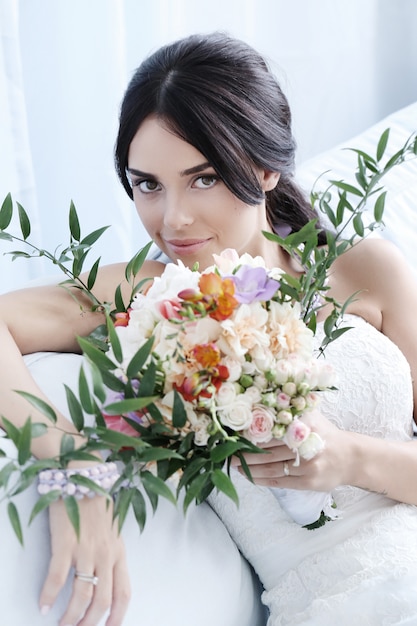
[191,343,221,369]
[199,273,238,320]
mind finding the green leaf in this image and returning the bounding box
[125,241,153,281]
[0,193,13,230]
[69,201,81,241]
[0,461,16,488]
[353,213,365,237]
[137,361,157,397]
[80,226,110,247]
[106,314,123,364]
[114,284,126,313]
[29,490,61,524]
[373,191,387,222]
[93,427,145,450]
[0,232,13,242]
[78,366,93,414]
[8,502,23,545]
[136,447,183,463]
[17,418,32,465]
[131,489,147,532]
[60,433,75,456]
[114,487,134,533]
[17,202,31,239]
[126,337,154,379]
[14,391,58,424]
[141,470,177,505]
[9,250,33,261]
[104,396,156,415]
[87,257,101,290]
[210,440,244,463]
[1,417,21,446]
[172,390,187,429]
[72,249,89,277]
[183,472,210,511]
[77,336,118,371]
[376,128,390,162]
[68,474,110,498]
[64,495,80,539]
[87,361,107,404]
[211,468,239,505]
[329,180,364,197]
[64,384,85,431]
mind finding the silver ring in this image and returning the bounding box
[283,461,290,477]
[75,571,99,586]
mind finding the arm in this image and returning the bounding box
[0,259,164,625]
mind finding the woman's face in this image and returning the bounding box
[127,116,280,269]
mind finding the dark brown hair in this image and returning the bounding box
[115,32,324,239]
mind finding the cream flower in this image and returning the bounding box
[267,301,314,360]
[146,260,200,301]
[218,302,269,359]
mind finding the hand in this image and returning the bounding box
[234,411,356,492]
[39,495,130,626]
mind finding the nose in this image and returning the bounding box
[163,192,194,230]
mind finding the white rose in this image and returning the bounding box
[215,382,239,407]
[316,362,337,389]
[253,374,268,390]
[218,400,253,431]
[272,359,292,385]
[221,356,243,382]
[298,432,326,460]
[241,385,262,406]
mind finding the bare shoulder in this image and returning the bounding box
[333,237,407,274]
[327,237,416,327]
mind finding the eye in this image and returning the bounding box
[193,175,219,189]
[132,179,161,193]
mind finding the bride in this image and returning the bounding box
[1,32,417,626]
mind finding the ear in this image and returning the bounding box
[260,170,280,192]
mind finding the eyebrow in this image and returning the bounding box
[127,161,212,178]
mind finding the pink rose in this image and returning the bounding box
[283,418,311,450]
[244,405,275,443]
[276,392,291,409]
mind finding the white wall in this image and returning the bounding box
[1,0,416,291]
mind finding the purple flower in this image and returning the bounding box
[230,265,280,304]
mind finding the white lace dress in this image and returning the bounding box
[209,314,417,625]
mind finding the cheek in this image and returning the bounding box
[134,201,159,234]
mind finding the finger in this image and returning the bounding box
[59,567,97,626]
[243,447,296,466]
[240,459,302,481]
[76,565,113,626]
[105,557,131,626]
[257,438,287,450]
[39,553,72,617]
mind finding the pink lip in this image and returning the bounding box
[164,238,211,256]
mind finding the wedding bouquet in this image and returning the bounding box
[97,248,337,526]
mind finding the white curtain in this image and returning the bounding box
[1,0,417,292]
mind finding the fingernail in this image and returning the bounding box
[40,605,50,616]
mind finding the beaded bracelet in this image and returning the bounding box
[37,461,120,500]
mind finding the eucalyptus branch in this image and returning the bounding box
[0,194,109,310]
